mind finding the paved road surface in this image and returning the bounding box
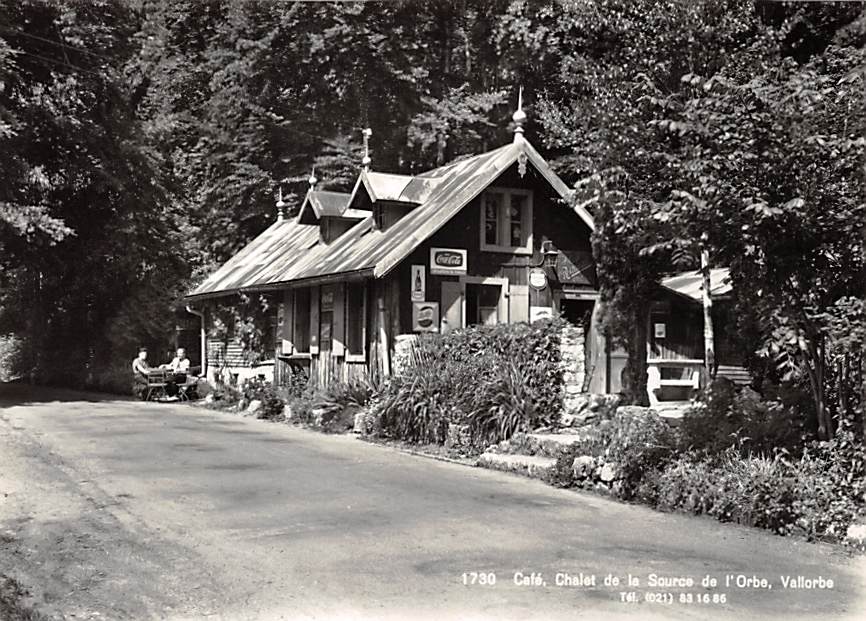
[1,385,864,621]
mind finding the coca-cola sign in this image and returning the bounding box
[429,247,467,275]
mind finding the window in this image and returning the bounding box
[346,282,365,358]
[479,188,533,253]
[293,288,311,353]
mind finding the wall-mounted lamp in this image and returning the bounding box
[541,240,560,281]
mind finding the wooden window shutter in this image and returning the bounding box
[309,286,320,354]
[280,290,294,355]
[508,284,529,323]
[332,283,346,357]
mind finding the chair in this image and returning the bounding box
[144,370,168,401]
[177,375,199,402]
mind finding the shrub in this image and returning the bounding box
[278,365,310,400]
[468,360,537,446]
[426,317,565,419]
[241,378,286,420]
[651,425,866,543]
[0,335,24,382]
[547,407,678,498]
[375,318,565,446]
[313,376,377,432]
[679,379,807,456]
[376,366,460,444]
[286,392,315,424]
[209,382,241,404]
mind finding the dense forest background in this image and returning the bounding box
[0,0,864,438]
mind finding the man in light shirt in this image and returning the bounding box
[168,348,191,373]
[161,348,191,398]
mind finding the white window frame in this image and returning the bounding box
[344,282,367,362]
[479,187,533,255]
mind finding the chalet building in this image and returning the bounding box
[185,99,624,393]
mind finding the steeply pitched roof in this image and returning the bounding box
[296,189,357,224]
[187,139,594,299]
[661,268,732,303]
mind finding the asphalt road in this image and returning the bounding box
[1,384,864,621]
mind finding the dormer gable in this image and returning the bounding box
[346,170,445,232]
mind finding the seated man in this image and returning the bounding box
[131,347,151,400]
[169,348,191,374]
[161,348,191,398]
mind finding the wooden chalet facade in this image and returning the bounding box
[185,111,621,392]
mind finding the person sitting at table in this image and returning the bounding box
[169,348,191,374]
[131,347,151,400]
[160,347,191,398]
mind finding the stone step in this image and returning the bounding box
[495,431,587,459]
[476,452,558,481]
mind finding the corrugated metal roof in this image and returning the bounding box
[661,268,732,302]
[187,138,593,299]
[309,190,352,217]
[360,171,444,203]
[297,189,354,224]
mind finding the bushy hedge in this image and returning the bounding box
[373,318,565,447]
[548,402,866,546]
[678,379,808,455]
[646,427,866,542]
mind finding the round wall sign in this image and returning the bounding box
[529,268,548,290]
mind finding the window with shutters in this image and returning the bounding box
[293,288,311,353]
[346,282,366,359]
[479,188,533,254]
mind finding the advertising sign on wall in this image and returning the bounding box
[429,247,467,275]
[411,265,426,301]
[412,301,440,332]
[528,268,548,290]
[530,306,554,323]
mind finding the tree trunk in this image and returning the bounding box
[623,305,649,406]
[806,335,831,441]
[700,248,716,380]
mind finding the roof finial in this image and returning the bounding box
[275,186,285,222]
[361,128,372,171]
[308,166,318,188]
[512,85,526,144]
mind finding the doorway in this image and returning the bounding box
[561,299,594,330]
[466,283,502,326]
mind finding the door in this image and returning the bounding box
[441,281,463,334]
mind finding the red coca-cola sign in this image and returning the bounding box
[430,247,467,275]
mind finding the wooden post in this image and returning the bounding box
[378,296,390,378]
[700,248,716,380]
